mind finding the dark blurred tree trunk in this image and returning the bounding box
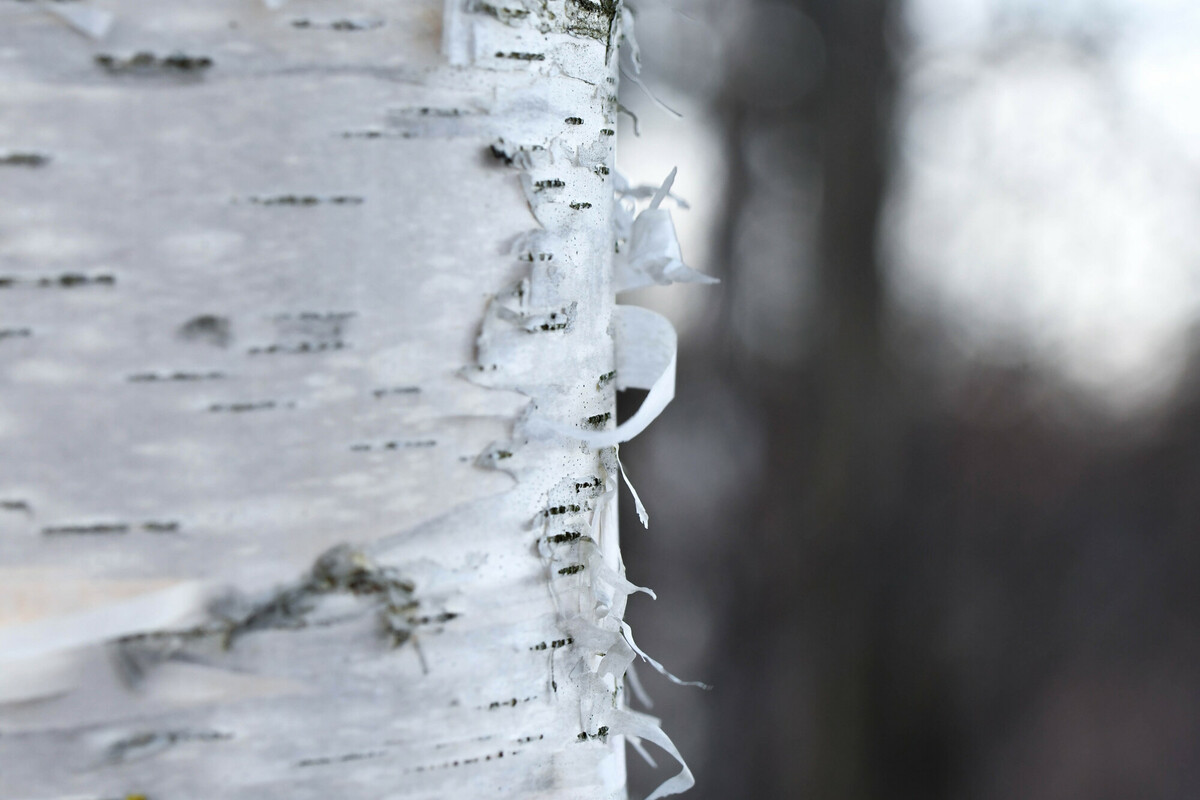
[699,1,915,798]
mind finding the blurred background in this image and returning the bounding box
[615,0,1200,797]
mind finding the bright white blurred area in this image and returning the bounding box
[613,100,724,342]
[621,0,1200,414]
[887,0,1200,414]
[614,0,735,342]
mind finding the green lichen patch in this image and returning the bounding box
[470,1,530,25]
[220,544,422,648]
[564,0,618,43]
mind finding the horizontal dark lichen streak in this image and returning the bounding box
[350,440,438,452]
[208,400,292,413]
[105,730,232,765]
[128,371,225,382]
[245,195,364,206]
[515,735,544,744]
[529,637,574,650]
[0,152,49,167]
[247,341,348,355]
[94,52,214,75]
[472,2,531,24]
[291,18,385,31]
[295,750,387,768]
[494,51,545,61]
[409,107,471,117]
[40,520,181,535]
[42,523,130,535]
[404,749,522,775]
[372,386,421,398]
[275,311,356,321]
[542,504,582,517]
[484,695,536,710]
[0,328,32,340]
[0,273,115,289]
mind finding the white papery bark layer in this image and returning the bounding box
[0,1,694,798]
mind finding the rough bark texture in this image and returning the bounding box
[0,2,684,797]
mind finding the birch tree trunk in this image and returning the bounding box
[0,2,691,798]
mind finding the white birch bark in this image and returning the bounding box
[0,1,693,798]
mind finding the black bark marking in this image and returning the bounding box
[543,504,582,517]
[342,129,386,139]
[0,152,49,167]
[247,341,348,355]
[0,273,114,289]
[577,725,610,742]
[529,637,574,650]
[494,51,545,61]
[485,696,536,710]
[471,2,530,25]
[105,730,231,765]
[42,523,129,535]
[178,315,231,347]
[404,749,523,774]
[128,371,225,382]
[95,52,213,75]
[296,750,387,768]
[574,476,603,492]
[291,18,384,31]
[372,386,421,399]
[245,195,363,206]
[350,440,437,452]
[208,400,293,413]
[42,520,181,535]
